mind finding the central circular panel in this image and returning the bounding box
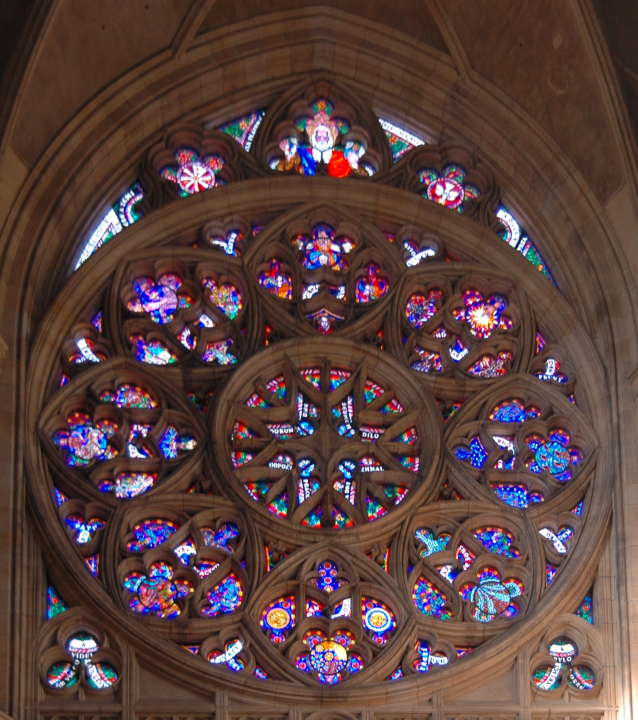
[215,338,441,530]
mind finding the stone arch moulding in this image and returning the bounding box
[26,165,611,708]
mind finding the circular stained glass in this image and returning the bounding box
[309,640,348,675]
[178,162,216,194]
[216,337,440,530]
[266,607,291,629]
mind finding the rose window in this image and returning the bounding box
[34,87,603,703]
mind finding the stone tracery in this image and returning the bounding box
[31,78,606,704]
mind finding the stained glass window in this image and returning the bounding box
[46,86,596,701]
[74,182,144,269]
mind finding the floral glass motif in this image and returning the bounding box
[460,567,523,622]
[419,164,480,212]
[295,629,363,685]
[75,182,144,270]
[292,223,356,271]
[453,289,511,339]
[123,561,193,618]
[532,637,596,692]
[272,98,373,178]
[314,560,341,593]
[46,632,119,691]
[160,148,224,197]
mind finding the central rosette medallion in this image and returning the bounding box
[216,338,441,529]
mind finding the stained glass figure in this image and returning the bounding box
[415,528,450,557]
[412,577,451,619]
[123,561,193,618]
[355,263,390,303]
[525,430,582,482]
[159,426,197,459]
[454,436,488,469]
[217,109,265,151]
[46,585,67,619]
[129,334,177,365]
[405,289,444,328]
[201,277,243,319]
[496,205,553,280]
[306,307,345,334]
[100,383,158,409]
[64,514,105,544]
[378,117,425,162]
[99,471,157,498]
[490,482,544,508]
[472,527,520,558]
[126,518,179,552]
[128,274,184,324]
[460,567,523,622]
[467,351,513,378]
[53,412,118,467]
[75,182,144,269]
[489,398,540,423]
[272,99,373,177]
[411,346,444,374]
[292,223,356,271]
[201,573,244,616]
[419,164,480,212]
[160,147,224,196]
[201,338,238,365]
[258,258,293,299]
